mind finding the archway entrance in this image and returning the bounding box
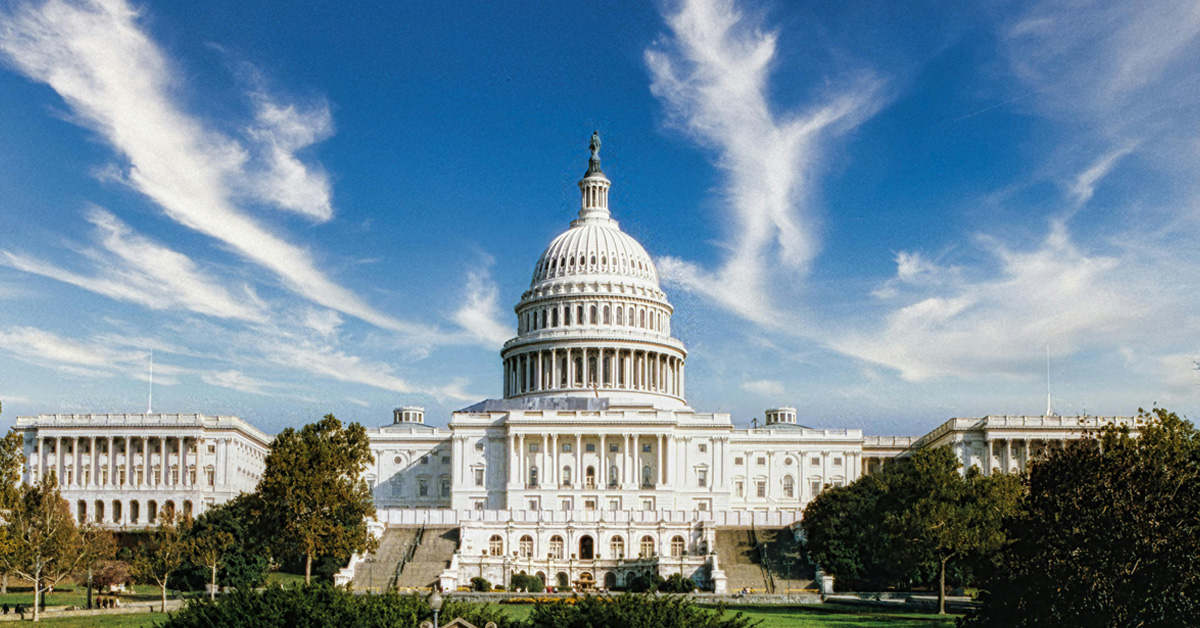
[604,572,617,590]
[579,535,595,560]
[556,572,569,590]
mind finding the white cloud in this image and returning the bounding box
[0,0,427,335]
[0,325,154,379]
[242,94,335,221]
[1068,144,1137,207]
[200,369,277,396]
[450,262,511,349]
[647,0,884,327]
[2,208,267,322]
[740,379,785,396]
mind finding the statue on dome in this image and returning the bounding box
[589,131,601,160]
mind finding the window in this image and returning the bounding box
[783,475,795,498]
[560,499,572,511]
[441,480,451,498]
[697,500,710,512]
[698,443,707,453]
[529,499,539,510]
[697,469,707,488]
[611,535,625,558]
[419,479,429,497]
[474,500,485,511]
[640,535,656,558]
[642,466,652,487]
[735,480,744,497]
[562,443,572,453]
[519,535,534,558]
[608,499,620,511]
[641,498,655,511]
[610,444,619,452]
[421,456,429,465]
[475,442,485,452]
[810,457,820,466]
[489,535,504,556]
[756,481,766,497]
[643,444,652,453]
[811,480,822,496]
[529,443,539,453]
[562,466,572,485]
[584,499,596,511]
[670,536,686,557]
[585,443,595,452]
[207,445,216,454]
[735,457,744,465]
[834,480,844,488]
[834,457,843,467]
[550,536,565,559]
[474,468,485,486]
[441,456,450,465]
[757,457,766,466]
[528,467,539,487]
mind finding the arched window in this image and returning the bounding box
[489,535,504,556]
[519,535,534,558]
[528,466,538,487]
[77,500,87,525]
[586,466,596,488]
[564,307,572,326]
[562,466,572,486]
[783,475,795,498]
[550,535,564,560]
[610,535,625,558]
[579,535,594,559]
[603,306,610,324]
[609,465,619,487]
[628,307,635,326]
[640,535,656,558]
[640,309,646,328]
[589,305,597,325]
[643,465,653,487]
[148,500,158,523]
[590,255,596,266]
[616,308,623,325]
[601,255,607,266]
[130,500,140,524]
[552,308,559,327]
[577,305,585,324]
[670,536,686,557]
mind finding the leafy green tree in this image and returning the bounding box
[188,526,233,600]
[0,427,27,596]
[659,572,698,593]
[525,593,760,628]
[132,510,190,612]
[470,576,492,591]
[256,414,377,583]
[803,446,1021,613]
[0,475,95,622]
[964,408,1200,628]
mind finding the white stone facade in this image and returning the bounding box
[14,413,270,527]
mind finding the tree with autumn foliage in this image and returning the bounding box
[256,414,377,583]
[132,509,190,612]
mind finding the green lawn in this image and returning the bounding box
[0,582,165,609]
[14,613,163,628]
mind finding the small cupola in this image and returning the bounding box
[393,406,425,424]
[765,407,797,425]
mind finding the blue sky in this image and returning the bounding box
[2,0,1199,435]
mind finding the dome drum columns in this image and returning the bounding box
[502,346,685,400]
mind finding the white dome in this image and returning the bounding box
[531,219,659,288]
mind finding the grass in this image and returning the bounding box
[14,613,163,628]
[492,601,960,628]
[0,582,165,609]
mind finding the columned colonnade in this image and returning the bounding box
[503,347,684,398]
[506,432,685,493]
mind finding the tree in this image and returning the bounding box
[182,494,270,591]
[964,408,1200,628]
[0,476,91,622]
[75,524,116,609]
[88,560,132,595]
[188,526,233,600]
[132,510,191,612]
[256,414,377,583]
[0,427,27,596]
[802,446,1021,613]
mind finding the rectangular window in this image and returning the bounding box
[810,457,820,466]
[756,481,766,497]
[833,456,843,467]
[529,499,539,510]
[207,445,216,454]
[698,443,707,453]
[696,500,710,512]
[697,470,707,488]
[585,443,596,452]
[585,499,596,511]
[529,443,539,453]
[834,480,844,488]
[562,443,572,453]
[735,457,744,465]
[643,444,652,453]
[736,481,745,497]
[474,500,485,511]
[474,468,484,486]
[641,498,655,511]
[474,442,485,452]
[561,499,572,511]
[441,481,450,498]
[119,469,126,485]
[206,469,214,487]
[608,499,620,511]
[757,457,766,466]
[419,480,428,496]
[610,444,619,453]
[811,481,822,496]
[441,456,450,465]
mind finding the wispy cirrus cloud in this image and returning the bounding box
[450,260,512,349]
[2,207,267,322]
[0,0,427,335]
[647,0,885,326]
[0,325,178,381]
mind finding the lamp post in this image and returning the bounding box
[428,589,443,628]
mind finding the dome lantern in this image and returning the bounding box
[577,131,611,223]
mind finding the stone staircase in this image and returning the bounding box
[394,526,459,589]
[352,527,421,590]
[715,527,814,594]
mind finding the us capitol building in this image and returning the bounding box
[14,135,1141,593]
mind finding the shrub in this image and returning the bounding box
[470,576,491,592]
[509,572,545,593]
[525,593,759,628]
[658,573,697,594]
[159,584,518,628]
[627,573,664,593]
